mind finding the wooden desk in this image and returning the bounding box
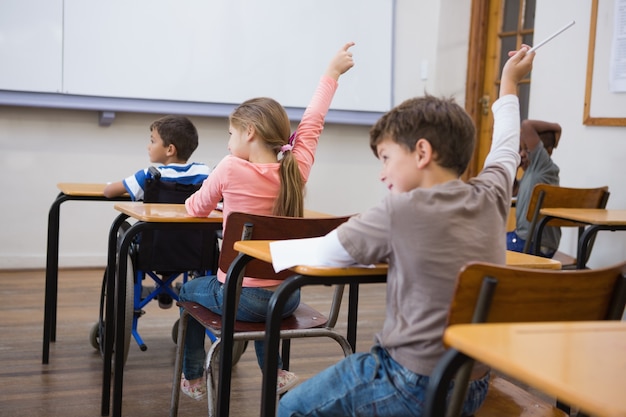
[224,242,560,417]
[226,240,387,417]
[505,250,561,269]
[444,321,626,417]
[233,241,560,271]
[535,209,626,269]
[103,204,339,417]
[114,201,223,222]
[102,202,222,417]
[43,183,129,364]
[114,202,335,221]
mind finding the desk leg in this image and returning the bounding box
[101,214,130,417]
[346,283,360,352]
[259,274,386,417]
[576,225,626,269]
[42,193,68,364]
[216,253,253,417]
[577,225,598,270]
[260,278,302,417]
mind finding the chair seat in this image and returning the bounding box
[551,251,577,269]
[177,301,329,333]
[475,375,567,417]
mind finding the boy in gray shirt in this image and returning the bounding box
[278,45,535,417]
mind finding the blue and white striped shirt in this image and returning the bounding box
[123,162,210,201]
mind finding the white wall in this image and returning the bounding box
[531,0,626,268]
[2,0,622,270]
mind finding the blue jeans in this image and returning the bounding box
[506,231,555,258]
[278,345,490,417]
[178,274,300,380]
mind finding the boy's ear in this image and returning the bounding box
[166,143,177,156]
[414,138,433,169]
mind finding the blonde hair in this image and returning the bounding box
[229,98,304,217]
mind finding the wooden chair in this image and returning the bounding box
[523,184,609,268]
[170,212,353,417]
[423,261,626,417]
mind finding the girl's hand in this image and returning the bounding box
[326,42,355,80]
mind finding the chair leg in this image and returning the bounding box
[423,348,472,417]
[170,310,188,417]
[206,338,222,417]
[281,339,291,370]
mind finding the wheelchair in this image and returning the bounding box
[90,167,230,365]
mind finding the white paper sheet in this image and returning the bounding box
[610,0,626,92]
[269,237,325,272]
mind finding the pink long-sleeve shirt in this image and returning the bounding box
[185,75,338,286]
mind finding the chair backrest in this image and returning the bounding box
[218,212,351,279]
[523,184,609,254]
[143,177,201,204]
[137,170,217,272]
[447,261,626,327]
[442,261,626,417]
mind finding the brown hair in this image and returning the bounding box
[369,95,476,176]
[149,115,199,161]
[229,98,304,217]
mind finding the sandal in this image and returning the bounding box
[276,369,299,395]
[180,375,207,401]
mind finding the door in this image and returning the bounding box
[465,0,536,178]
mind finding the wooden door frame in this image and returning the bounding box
[464,0,491,179]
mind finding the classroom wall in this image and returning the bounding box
[1,0,623,270]
[531,0,626,268]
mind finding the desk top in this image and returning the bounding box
[444,321,626,417]
[505,250,561,269]
[57,182,115,197]
[114,202,223,223]
[233,240,560,275]
[234,240,388,276]
[114,202,339,224]
[540,208,626,226]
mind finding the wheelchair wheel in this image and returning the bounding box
[171,318,248,366]
[90,221,134,367]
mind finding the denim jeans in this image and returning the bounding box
[178,274,300,380]
[506,230,555,258]
[278,345,490,417]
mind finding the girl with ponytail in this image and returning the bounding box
[179,42,355,399]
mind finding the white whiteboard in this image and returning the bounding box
[1,0,393,113]
[0,0,63,93]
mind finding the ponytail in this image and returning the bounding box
[230,97,304,216]
[274,149,304,217]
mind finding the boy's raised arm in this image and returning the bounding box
[483,45,535,174]
[500,45,534,97]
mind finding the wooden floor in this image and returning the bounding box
[0,268,387,417]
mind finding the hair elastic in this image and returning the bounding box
[281,132,297,153]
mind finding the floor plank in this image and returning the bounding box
[0,268,386,417]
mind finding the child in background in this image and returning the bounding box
[277,46,535,417]
[508,119,562,257]
[104,115,211,307]
[103,115,210,201]
[178,42,356,400]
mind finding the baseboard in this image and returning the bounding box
[0,254,106,270]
